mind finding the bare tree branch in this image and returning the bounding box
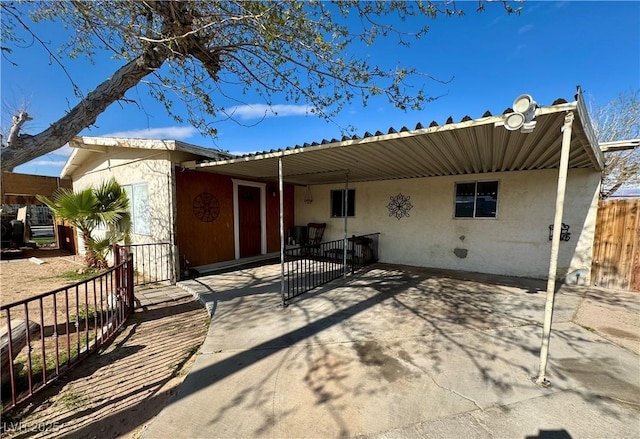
[1,48,168,171]
[590,89,640,198]
[1,0,521,171]
[7,111,32,147]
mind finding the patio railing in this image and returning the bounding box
[1,253,134,413]
[283,233,379,303]
[116,242,175,286]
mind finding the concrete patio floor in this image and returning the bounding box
[143,264,640,439]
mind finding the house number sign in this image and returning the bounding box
[193,192,220,222]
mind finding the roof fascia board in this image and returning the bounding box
[78,145,107,153]
[76,136,178,150]
[174,140,235,159]
[187,103,579,171]
[600,138,640,152]
[74,136,229,160]
[575,91,605,170]
[60,143,82,179]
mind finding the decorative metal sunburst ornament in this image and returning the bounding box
[387,193,413,220]
[192,192,220,222]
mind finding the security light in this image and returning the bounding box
[504,112,526,131]
[496,94,538,133]
[513,94,535,113]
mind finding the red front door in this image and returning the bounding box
[238,185,261,257]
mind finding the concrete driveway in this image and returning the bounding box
[144,264,640,438]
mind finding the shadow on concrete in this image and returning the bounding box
[13,263,637,438]
[526,429,572,439]
[140,263,639,437]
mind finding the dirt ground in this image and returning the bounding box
[1,249,87,303]
[1,250,209,438]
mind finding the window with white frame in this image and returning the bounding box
[454,181,499,218]
[330,189,355,217]
[123,183,151,235]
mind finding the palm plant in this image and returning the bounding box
[37,179,131,269]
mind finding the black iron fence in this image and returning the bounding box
[1,253,134,414]
[117,242,175,286]
[283,233,379,303]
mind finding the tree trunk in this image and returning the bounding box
[1,47,168,172]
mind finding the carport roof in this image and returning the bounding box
[184,91,604,186]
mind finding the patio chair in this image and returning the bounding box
[304,222,326,256]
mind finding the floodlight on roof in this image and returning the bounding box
[496,94,539,133]
[513,94,535,113]
[504,112,526,131]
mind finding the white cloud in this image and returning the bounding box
[227,104,311,120]
[27,160,68,167]
[103,126,198,140]
[53,144,74,157]
[518,24,534,34]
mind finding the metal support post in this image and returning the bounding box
[343,173,349,277]
[279,157,286,307]
[536,111,574,386]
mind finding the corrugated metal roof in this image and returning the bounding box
[185,95,604,186]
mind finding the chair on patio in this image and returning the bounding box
[304,222,326,256]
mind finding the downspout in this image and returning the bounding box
[536,110,575,386]
[279,156,286,307]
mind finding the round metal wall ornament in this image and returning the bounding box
[387,193,413,220]
[192,192,220,222]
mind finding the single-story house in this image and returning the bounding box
[62,88,604,286]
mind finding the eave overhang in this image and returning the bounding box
[185,100,604,186]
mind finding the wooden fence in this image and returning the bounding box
[591,199,639,292]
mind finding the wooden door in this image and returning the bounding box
[238,185,261,257]
[57,224,77,254]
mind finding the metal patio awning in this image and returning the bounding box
[183,91,604,384]
[183,98,603,185]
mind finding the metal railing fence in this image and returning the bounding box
[283,233,379,303]
[116,242,175,286]
[1,253,134,413]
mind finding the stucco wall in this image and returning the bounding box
[294,168,600,283]
[71,148,175,246]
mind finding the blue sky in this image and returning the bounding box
[2,1,639,177]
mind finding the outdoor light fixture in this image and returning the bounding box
[496,94,538,133]
[304,185,313,204]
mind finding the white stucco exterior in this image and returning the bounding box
[294,168,600,283]
[70,148,177,245]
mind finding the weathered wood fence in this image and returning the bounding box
[591,199,639,292]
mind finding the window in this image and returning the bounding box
[331,189,355,217]
[123,183,151,235]
[454,181,499,218]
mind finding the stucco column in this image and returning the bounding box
[536,110,574,386]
